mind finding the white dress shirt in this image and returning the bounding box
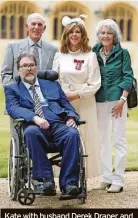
[22,78,45,101]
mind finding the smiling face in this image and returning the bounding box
[25,18,46,42]
[18,56,37,84]
[99,26,114,48]
[68,25,82,50]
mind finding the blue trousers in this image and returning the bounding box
[24,122,80,189]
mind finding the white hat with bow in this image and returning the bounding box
[62,14,87,27]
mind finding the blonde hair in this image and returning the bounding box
[61,23,91,53]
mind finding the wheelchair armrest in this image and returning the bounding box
[10,117,86,125]
[15,119,86,125]
[14,118,25,123]
[77,120,86,125]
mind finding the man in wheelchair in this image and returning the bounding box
[4,53,81,197]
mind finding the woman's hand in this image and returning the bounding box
[112,100,125,118]
[66,92,80,102]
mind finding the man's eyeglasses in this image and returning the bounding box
[19,64,36,70]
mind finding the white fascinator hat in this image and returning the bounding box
[62,14,87,27]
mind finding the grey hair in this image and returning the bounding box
[17,53,37,70]
[96,19,122,44]
[27,13,46,26]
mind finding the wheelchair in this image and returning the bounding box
[8,118,88,205]
[7,69,88,205]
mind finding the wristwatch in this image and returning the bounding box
[120,96,127,102]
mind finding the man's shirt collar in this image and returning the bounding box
[22,78,40,90]
[28,36,42,48]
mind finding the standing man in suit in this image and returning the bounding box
[1,13,57,87]
[4,53,80,196]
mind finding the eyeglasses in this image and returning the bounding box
[19,64,36,70]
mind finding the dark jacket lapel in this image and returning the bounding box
[19,81,34,104]
[38,79,49,99]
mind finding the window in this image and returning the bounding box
[53,18,58,40]
[10,16,15,39]
[53,2,87,40]
[0,1,39,39]
[127,19,132,41]
[120,19,124,35]
[104,4,134,41]
[1,15,7,38]
[19,16,24,39]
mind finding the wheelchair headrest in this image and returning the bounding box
[38,70,58,81]
[15,70,58,82]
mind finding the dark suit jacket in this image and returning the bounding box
[4,79,79,123]
[1,38,58,87]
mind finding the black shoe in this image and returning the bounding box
[42,178,56,195]
[63,182,79,196]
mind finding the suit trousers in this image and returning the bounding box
[24,122,80,189]
[96,101,128,187]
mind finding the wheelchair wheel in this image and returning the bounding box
[8,137,20,200]
[80,178,87,204]
[81,196,86,204]
[79,136,87,204]
[17,188,35,205]
[82,167,87,194]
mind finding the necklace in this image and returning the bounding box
[102,47,112,56]
[102,45,114,56]
[69,48,81,55]
[103,50,110,56]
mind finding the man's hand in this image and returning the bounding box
[112,100,125,118]
[66,118,77,128]
[66,92,80,102]
[33,116,50,129]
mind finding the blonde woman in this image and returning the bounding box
[52,15,101,188]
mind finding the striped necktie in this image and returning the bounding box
[33,43,40,70]
[30,85,45,119]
